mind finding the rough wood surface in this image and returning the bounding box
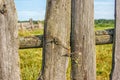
[95,29,114,45]
[95,29,114,35]
[71,0,96,80]
[19,29,114,49]
[0,0,20,80]
[110,0,120,80]
[19,35,43,49]
[38,0,71,80]
[96,35,113,45]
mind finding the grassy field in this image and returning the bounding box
[19,22,114,80]
[19,29,43,80]
[96,44,112,80]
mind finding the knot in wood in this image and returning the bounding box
[53,37,59,45]
[0,4,7,14]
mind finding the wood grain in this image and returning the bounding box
[0,0,20,80]
[71,0,96,80]
[38,0,71,80]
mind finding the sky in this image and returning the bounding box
[14,0,115,21]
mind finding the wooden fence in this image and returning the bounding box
[18,18,43,30]
[0,0,119,80]
[19,29,114,49]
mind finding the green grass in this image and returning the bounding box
[19,29,43,80]
[19,48,42,80]
[96,44,112,80]
[95,27,114,31]
[19,25,114,80]
[18,29,43,37]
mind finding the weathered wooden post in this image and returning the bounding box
[71,0,96,80]
[110,0,120,80]
[20,23,23,30]
[38,0,71,80]
[29,18,34,29]
[0,0,20,80]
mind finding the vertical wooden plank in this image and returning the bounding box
[110,0,120,80]
[38,0,71,80]
[0,0,20,80]
[71,0,96,80]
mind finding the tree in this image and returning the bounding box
[38,0,71,80]
[0,0,20,80]
[71,0,96,80]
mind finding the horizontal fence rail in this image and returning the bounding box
[95,29,114,45]
[19,29,114,49]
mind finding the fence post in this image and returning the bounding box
[38,0,71,80]
[0,0,20,80]
[29,18,34,29]
[71,0,96,80]
[110,0,120,80]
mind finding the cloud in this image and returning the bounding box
[18,10,45,21]
[94,0,114,19]
[14,0,46,20]
[15,0,115,20]
[95,2,114,5]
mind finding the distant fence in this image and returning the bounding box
[18,19,43,30]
